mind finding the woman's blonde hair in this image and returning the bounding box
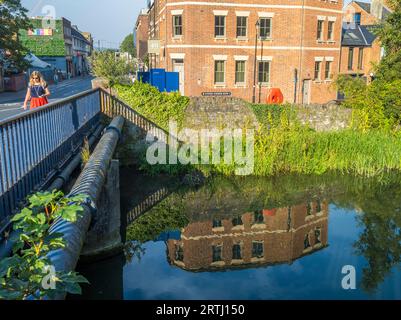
[29,71,47,87]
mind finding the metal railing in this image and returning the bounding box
[99,88,169,143]
[127,187,171,225]
[0,89,101,229]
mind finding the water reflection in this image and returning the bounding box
[167,201,329,272]
[78,171,401,300]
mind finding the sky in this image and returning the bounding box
[20,0,361,49]
[21,0,148,49]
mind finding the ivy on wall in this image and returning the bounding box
[19,19,66,57]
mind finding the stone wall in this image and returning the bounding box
[185,96,351,132]
[185,96,260,131]
[295,104,352,132]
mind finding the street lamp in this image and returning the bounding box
[252,20,260,104]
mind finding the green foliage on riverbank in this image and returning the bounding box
[208,116,401,178]
[115,82,189,131]
[125,195,189,243]
[0,191,88,300]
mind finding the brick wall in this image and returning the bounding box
[135,13,150,62]
[167,201,329,271]
[151,0,343,104]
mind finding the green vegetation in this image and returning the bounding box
[90,50,134,89]
[120,33,136,58]
[0,0,32,71]
[115,82,189,131]
[202,107,401,177]
[336,2,401,126]
[126,195,189,243]
[19,19,65,57]
[0,191,88,300]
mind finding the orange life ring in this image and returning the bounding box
[267,88,284,104]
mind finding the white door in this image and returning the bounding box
[303,80,311,105]
[172,59,185,95]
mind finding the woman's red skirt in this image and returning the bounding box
[30,97,48,109]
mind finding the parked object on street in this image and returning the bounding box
[23,71,51,110]
[3,73,27,92]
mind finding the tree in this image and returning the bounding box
[90,50,134,90]
[120,33,136,58]
[373,0,401,82]
[335,2,401,125]
[0,0,32,72]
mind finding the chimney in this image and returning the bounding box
[371,0,384,20]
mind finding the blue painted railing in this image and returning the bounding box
[0,89,101,230]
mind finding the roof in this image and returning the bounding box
[354,1,371,13]
[71,28,90,45]
[342,25,377,47]
[353,1,393,19]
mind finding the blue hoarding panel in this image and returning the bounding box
[165,72,179,92]
[150,69,166,92]
[137,72,150,83]
[136,69,180,93]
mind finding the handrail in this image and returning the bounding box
[0,88,102,228]
[0,88,99,126]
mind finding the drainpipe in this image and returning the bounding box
[45,116,124,299]
[0,124,104,260]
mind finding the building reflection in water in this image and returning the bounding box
[167,200,329,272]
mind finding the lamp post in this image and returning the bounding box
[252,20,260,104]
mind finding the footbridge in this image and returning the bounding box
[0,87,170,297]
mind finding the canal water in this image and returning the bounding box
[75,169,401,300]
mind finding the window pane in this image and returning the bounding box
[317,20,323,40]
[173,15,182,36]
[236,16,247,37]
[232,216,243,226]
[215,16,225,37]
[358,48,364,69]
[259,18,271,38]
[258,61,270,83]
[214,61,225,83]
[254,211,264,224]
[328,21,334,40]
[304,234,311,249]
[212,245,223,262]
[175,244,184,261]
[213,219,222,228]
[348,48,354,70]
[232,244,242,260]
[325,61,332,79]
[314,61,321,80]
[235,61,245,83]
[252,241,264,258]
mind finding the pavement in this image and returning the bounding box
[0,76,94,120]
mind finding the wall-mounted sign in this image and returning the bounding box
[201,92,232,97]
[148,40,160,54]
[28,29,53,36]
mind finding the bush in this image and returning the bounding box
[115,82,189,131]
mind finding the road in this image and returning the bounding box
[0,76,94,120]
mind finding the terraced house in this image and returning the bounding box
[340,0,394,82]
[145,0,344,104]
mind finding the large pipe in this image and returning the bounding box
[46,116,124,299]
[0,123,103,259]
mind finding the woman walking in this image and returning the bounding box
[23,71,51,110]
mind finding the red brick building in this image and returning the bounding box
[145,0,344,104]
[135,9,150,67]
[167,201,329,271]
[340,1,393,82]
